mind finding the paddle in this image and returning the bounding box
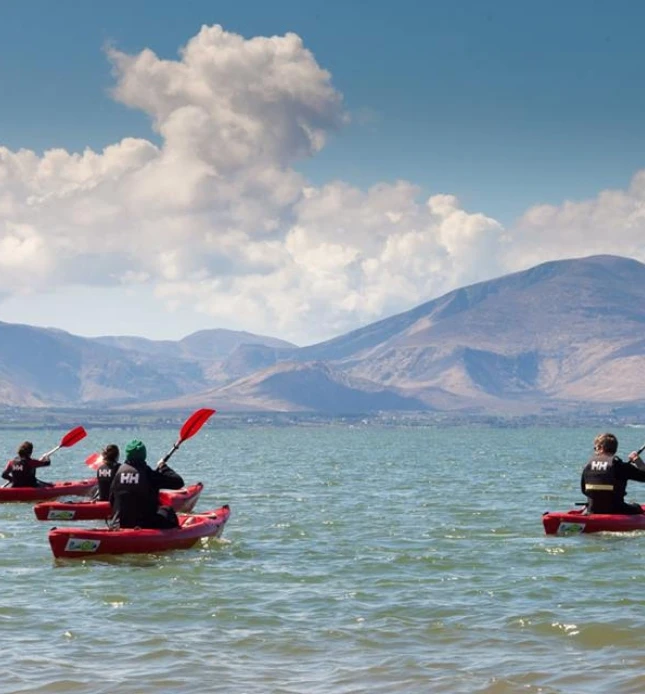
[157,408,216,467]
[83,409,216,472]
[85,452,103,471]
[0,425,87,488]
[40,426,87,460]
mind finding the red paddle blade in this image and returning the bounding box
[85,452,102,470]
[60,426,87,448]
[179,408,216,442]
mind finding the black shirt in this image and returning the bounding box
[93,459,120,501]
[581,452,645,513]
[1,457,50,487]
[108,459,184,529]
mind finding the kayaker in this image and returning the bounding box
[1,441,52,488]
[581,433,645,514]
[92,444,120,501]
[108,439,185,529]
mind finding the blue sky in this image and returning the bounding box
[1,1,645,343]
[4,0,645,223]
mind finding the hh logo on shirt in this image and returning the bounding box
[120,472,140,484]
[98,468,112,477]
[591,460,609,471]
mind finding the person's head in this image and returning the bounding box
[103,444,119,463]
[18,441,33,459]
[125,439,146,463]
[594,433,618,455]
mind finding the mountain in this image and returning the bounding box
[146,254,645,414]
[0,254,644,415]
[328,254,645,410]
[0,323,295,407]
[144,360,434,414]
[95,328,293,361]
[94,329,295,386]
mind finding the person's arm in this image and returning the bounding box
[150,463,184,491]
[623,459,645,482]
[629,452,645,472]
[91,467,102,501]
[108,469,119,507]
[580,470,587,495]
[1,461,12,481]
[32,457,51,469]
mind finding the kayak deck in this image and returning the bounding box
[33,482,204,521]
[48,504,231,558]
[0,478,96,503]
[543,505,645,535]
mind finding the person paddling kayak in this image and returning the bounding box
[108,439,184,529]
[92,444,120,501]
[1,441,53,488]
[581,433,645,514]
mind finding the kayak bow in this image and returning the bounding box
[0,478,96,503]
[543,505,645,535]
[48,504,231,558]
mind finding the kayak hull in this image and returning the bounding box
[543,505,645,535]
[0,478,96,503]
[33,482,204,521]
[48,504,231,558]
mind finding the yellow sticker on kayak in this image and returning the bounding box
[557,523,584,536]
[64,538,101,552]
[47,510,76,520]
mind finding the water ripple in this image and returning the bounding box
[2,424,645,693]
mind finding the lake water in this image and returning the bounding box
[3,423,645,693]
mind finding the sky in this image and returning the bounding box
[2,0,645,345]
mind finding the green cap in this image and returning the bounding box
[125,439,147,462]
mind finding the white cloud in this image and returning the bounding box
[108,25,346,168]
[1,24,643,344]
[506,172,645,272]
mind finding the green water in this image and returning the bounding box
[2,424,645,693]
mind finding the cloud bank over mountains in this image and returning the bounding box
[1,25,644,343]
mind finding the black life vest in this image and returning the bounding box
[95,460,120,501]
[6,457,38,487]
[108,461,158,528]
[582,453,626,513]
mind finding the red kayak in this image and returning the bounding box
[0,478,96,503]
[48,505,231,558]
[543,505,645,535]
[33,482,204,521]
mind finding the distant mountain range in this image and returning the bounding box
[1,254,645,416]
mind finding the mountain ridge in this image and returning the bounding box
[0,254,643,415]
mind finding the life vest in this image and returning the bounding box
[582,453,626,513]
[6,457,38,487]
[95,459,119,501]
[108,461,158,528]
